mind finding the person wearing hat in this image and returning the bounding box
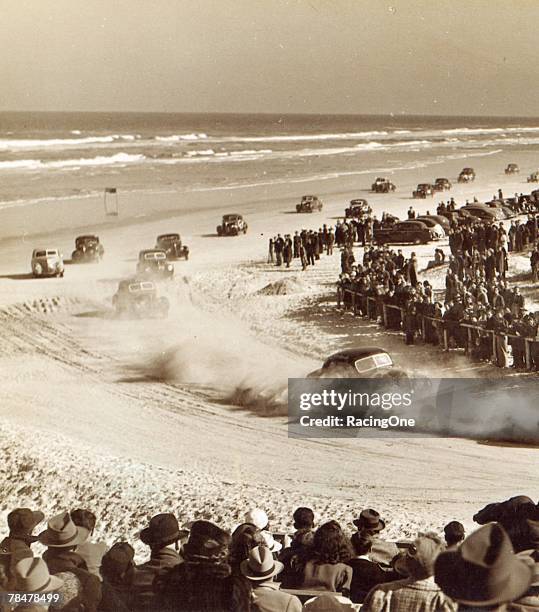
[279,508,316,589]
[100,542,136,610]
[12,557,63,612]
[156,520,251,612]
[435,523,534,611]
[1,508,44,568]
[352,509,399,566]
[38,512,90,575]
[229,523,265,576]
[244,509,269,531]
[363,533,456,612]
[241,546,301,612]
[70,509,107,580]
[443,522,465,551]
[132,513,183,612]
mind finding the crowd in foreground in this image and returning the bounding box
[1,495,538,611]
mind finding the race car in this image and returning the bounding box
[112,279,169,318]
[217,214,248,236]
[296,195,323,213]
[307,347,398,378]
[155,233,189,260]
[136,249,174,279]
[31,248,65,278]
[71,235,104,263]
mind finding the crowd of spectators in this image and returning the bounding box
[1,496,538,611]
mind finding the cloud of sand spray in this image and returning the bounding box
[115,280,317,415]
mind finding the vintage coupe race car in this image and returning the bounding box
[527,171,539,183]
[345,198,371,219]
[71,235,104,263]
[433,178,452,191]
[505,163,519,175]
[112,279,169,318]
[136,249,174,278]
[371,177,396,193]
[217,214,248,236]
[460,204,505,221]
[31,248,65,278]
[412,183,434,198]
[296,195,323,213]
[155,233,189,260]
[374,220,438,245]
[307,347,398,378]
[458,167,476,183]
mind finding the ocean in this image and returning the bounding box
[1,111,539,208]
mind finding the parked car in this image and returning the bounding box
[505,163,519,175]
[418,214,451,234]
[136,249,174,278]
[527,171,539,183]
[412,183,434,198]
[112,279,169,318]
[296,195,323,213]
[71,235,104,263]
[416,216,446,238]
[31,248,64,278]
[433,178,452,191]
[374,220,437,245]
[371,177,396,193]
[216,214,248,236]
[484,200,517,219]
[461,205,504,221]
[307,347,395,378]
[155,233,189,260]
[345,198,371,219]
[458,167,476,183]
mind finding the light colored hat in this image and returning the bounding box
[261,530,282,553]
[244,508,268,530]
[303,594,357,611]
[38,511,89,548]
[14,558,64,593]
[240,546,284,581]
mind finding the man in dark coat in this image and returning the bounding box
[1,508,44,571]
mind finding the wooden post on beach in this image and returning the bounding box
[443,328,449,351]
[525,339,531,370]
[492,332,497,363]
[351,291,356,315]
[382,304,388,327]
[421,317,426,343]
[466,327,472,355]
[366,297,370,319]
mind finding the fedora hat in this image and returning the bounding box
[353,509,385,532]
[14,558,64,593]
[435,523,533,607]
[303,594,356,611]
[8,508,45,540]
[38,512,89,548]
[183,521,230,561]
[394,533,444,579]
[140,513,181,548]
[240,546,283,581]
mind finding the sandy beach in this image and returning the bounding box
[0,140,538,558]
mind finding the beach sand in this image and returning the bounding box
[0,151,538,557]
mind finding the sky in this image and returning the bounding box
[1,0,539,116]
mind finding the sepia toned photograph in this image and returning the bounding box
[0,1,538,610]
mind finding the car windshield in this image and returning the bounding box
[159,235,179,241]
[129,282,155,292]
[46,250,58,256]
[144,252,166,260]
[34,250,47,257]
[354,353,393,374]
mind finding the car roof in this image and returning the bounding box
[350,199,368,205]
[139,249,166,255]
[157,233,180,239]
[76,235,98,240]
[223,213,242,219]
[325,347,389,363]
[417,183,431,188]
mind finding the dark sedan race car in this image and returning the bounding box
[307,347,402,378]
[374,220,438,245]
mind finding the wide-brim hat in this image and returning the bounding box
[8,509,45,540]
[435,523,533,607]
[15,558,64,593]
[240,546,284,581]
[353,509,385,532]
[38,512,89,548]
